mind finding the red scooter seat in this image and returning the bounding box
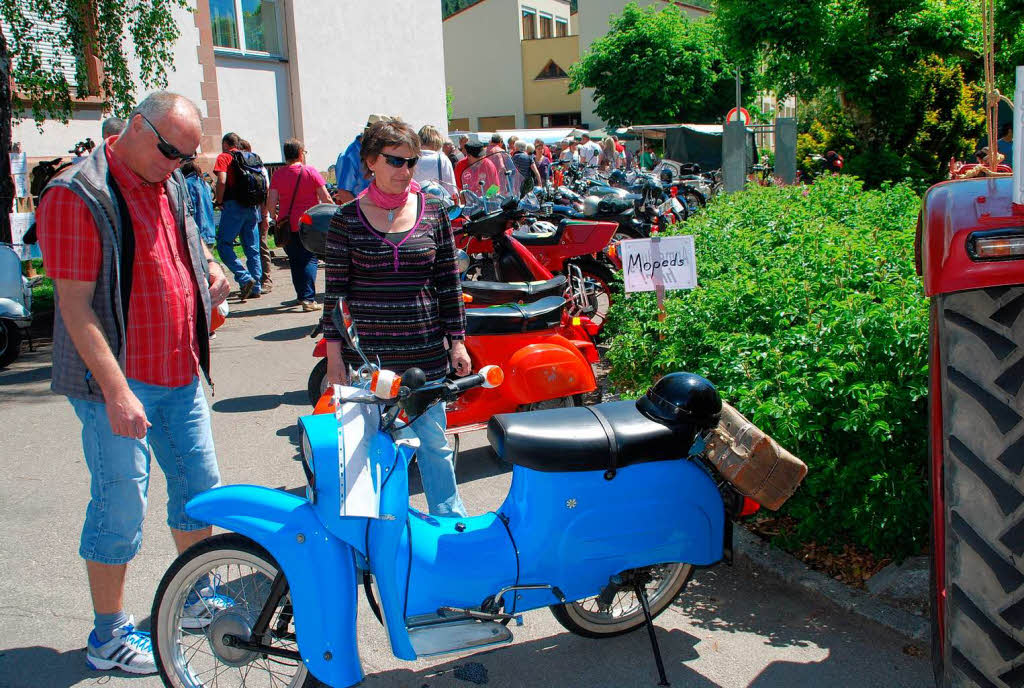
[461,275,567,306]
[487,401,703,472]
[464,296,566,336]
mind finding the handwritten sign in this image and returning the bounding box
[9,212,40,261]
[619,236,697,294]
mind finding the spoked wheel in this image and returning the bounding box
[152,533,315,688]
[550,563,693,638]
[568,258,614,333]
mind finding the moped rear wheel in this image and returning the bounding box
[307,358,328,407]
[549,563,693,639]
[0,319,23,369]
[152,533,315,688]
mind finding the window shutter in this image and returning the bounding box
[2,9,81,89]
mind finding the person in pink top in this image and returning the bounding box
[266,138,334,310]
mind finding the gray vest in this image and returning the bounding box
[42,141,213,402]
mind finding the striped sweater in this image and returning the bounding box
[322,194,466,380]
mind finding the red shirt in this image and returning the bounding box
[454,157,469,190]
[214,149,239,190]
[37,142,201,388]
[269,164,326,232]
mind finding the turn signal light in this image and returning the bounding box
[479,365,504,388]
[967,228,1024,261]
[572,316,582,326]
[298,213,312,225]
[370,370,402,399]
[739,497,761,517]
[463,293,474,303]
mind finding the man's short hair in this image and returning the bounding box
[283,138,303,161]
[514,140,528,152]
[490,133,502,144]
[581,133,590,140]
[129,90,201,129]
[999,122,1013,138]
[238,139,251,152]
[101,116,126,139]
[222,132,241,148]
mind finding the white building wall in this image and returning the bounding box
[291,0,447,172]
[214,56,293,164]
[443,0,524,130]
[578,0,708,130]
[13,2,206,158]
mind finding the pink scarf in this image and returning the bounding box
[358,178,421,208]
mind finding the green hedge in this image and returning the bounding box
[606,176,929,560]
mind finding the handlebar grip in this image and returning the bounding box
[450,373,485,393]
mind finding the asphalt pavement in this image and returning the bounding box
[0,262,931,687]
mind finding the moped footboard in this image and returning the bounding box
[500,459,723,611]
[186,486,363,688]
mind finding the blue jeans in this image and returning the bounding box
[70,378,221,565]
[410,397,467,517]
[283,234,318,302]
[216,200,261,290]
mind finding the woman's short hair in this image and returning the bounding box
[527,144,535,154]
[418,125,445,151]
[283,138,303,161]
[514,140,528,152]
[360,119,421,177]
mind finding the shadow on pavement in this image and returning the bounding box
[358,625,714,688]
[227,304,305,319]
[255,325,315,342]
[0,364,52,386]
[212,389,308,413]
[0,645,143,688]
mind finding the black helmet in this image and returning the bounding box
[659,168,674,184]
[636,372,721,428]
[609,169,627,186]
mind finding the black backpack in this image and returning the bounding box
[228,150,268,206]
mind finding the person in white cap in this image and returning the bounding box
[333,114,388,203]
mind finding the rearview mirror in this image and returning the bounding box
[447,205,462,222]
[331,298,373,372]
[455,249,471,275]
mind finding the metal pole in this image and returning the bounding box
[735,70,741,112]
[1015,65,1023,206]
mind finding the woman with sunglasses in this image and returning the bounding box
[321,119,469,517]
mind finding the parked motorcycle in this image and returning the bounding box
[0,244,32,368]
[150,300,760,688]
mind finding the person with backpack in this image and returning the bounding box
[213,132,265,299]
[239,139,273,294]
[266,139,333,311]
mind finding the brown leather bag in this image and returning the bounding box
[273,166,306,248]
[704,402,808,511]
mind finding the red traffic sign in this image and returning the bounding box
[726,107,750,125]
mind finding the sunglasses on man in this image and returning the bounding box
[381,153,419,169]
[139,113,197,163]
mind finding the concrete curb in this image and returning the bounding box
[733,526,931,643]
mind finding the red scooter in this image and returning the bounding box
[298,205,598,441]
[457,152,620,332]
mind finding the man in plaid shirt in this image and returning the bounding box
[37,91,231,674]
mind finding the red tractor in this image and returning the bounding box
[920,70,1024,687]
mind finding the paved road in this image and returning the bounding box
[0,263,930,687]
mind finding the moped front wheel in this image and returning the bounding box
[152,533,315,688]
[307,358,328,407]
[549,562,693,638]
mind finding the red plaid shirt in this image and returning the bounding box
[37,142,201,387]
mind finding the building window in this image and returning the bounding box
[522,7,536,40]
[2,6,102,97]
[535,60,568,80]
[211,0,284,57]
[555,17,568,37]
[539,12,553,38]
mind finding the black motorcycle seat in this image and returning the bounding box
[487,400,699,472]
[464,296,565,336]
[512,218,569,246]
[462,275,567,306]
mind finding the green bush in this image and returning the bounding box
[606,176,929,560]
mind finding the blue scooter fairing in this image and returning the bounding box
[186,485,363,688]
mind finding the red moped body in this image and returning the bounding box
[457,220,618,274]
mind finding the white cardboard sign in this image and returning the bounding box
[619,236,697,293]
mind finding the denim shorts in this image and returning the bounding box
[70,377,221,565]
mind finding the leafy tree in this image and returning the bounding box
[0,0,188,241]
[713,0,1010,189]
[568,2,747,127]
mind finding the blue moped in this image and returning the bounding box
[151,301,755,688]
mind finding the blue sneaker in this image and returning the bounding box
[85,615,156,674]
[182,584,235,629]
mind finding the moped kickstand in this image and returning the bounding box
[633,573,671,687]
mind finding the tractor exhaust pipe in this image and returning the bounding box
[1015,65,1023,206]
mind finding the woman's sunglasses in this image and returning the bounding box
[382,153,419,169]
[140,113,197,162]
